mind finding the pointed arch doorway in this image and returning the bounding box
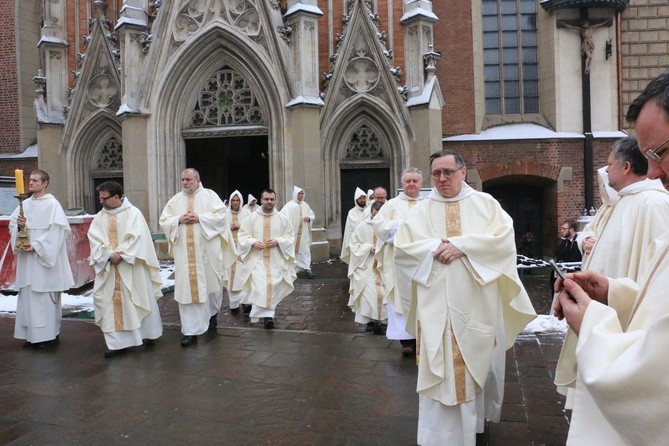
[185,135,269,201]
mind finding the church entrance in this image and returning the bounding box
[486,184,544,259]
[340,167,389,235]
[185,136,269,202]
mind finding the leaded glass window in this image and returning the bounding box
[345,125,384,159]
[483,0,538,115]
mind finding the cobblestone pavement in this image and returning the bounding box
[0,261,570,445]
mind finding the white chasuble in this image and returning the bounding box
[237,209,296,310]
[159,185,236,305]
[88,198,163,334]
[395,186,536,407]
[280,187,315,270]
[347,218,387,322]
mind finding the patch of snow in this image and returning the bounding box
[523,314,568,334]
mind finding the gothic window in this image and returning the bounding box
[483,0,538,115]
[95,136,123,169]
[345,125,384,159]
[190,66,264,127]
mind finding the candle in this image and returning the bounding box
[15,169,25,195]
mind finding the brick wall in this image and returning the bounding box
[621,0,669,129]
[433,0,476,136]
[0,159,40,178]
[442,138,614,255]
[0,2,20,154]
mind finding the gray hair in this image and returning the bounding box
[182,168,200,180]
[401,167,423,181]
[611,137,647,176]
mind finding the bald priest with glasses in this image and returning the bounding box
[394,149,536,445]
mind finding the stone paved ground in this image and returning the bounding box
[0,260,570,445]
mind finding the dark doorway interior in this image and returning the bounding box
[486,184,544,259]
[340,167,389,235]
[93,177,123,213]
[185,136,269,202]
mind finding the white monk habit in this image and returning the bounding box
[555,177,669,445]
[242,194,258,214]
[395,185,536,446]
[340,187,367,265]
[280,186,315,272]
[347,214,387,325]
[237,207,296,320]
[226,190,251,310]
[88,197,163,350]
[372,191,423,340]
[568,230,669,445]
[9,194,74,343]
[159,184,236,335]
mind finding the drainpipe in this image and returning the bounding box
[617,11,624,129]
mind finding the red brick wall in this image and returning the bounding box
[442,138,614,256]
[0,159,40,178]
[0,2,20,154]
[433,0,476,136]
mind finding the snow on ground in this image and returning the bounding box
[0,262,176,315]
[0,261,568,334]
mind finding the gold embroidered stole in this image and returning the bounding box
[263,214,274,307]
[107,214,124,331]
[295,203,304,252]
[445,201,467,403]
[185,194,200,303]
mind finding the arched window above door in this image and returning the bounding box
[345,125,385,160]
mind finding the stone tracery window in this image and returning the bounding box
[95,136,123,169]
[190,66,264,127]
[345,125,384,159]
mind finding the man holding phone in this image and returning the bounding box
[555,72,669,445]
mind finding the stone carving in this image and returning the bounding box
[96,136,123,170]
[88,74,118,107]
[189,66,264,127]
[173,0,264,43]
[344,51,380,93]
[346,125,384,159]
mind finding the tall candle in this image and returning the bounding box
[14,169,25,195]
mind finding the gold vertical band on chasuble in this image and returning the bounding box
[445,201,467,403]
[262,214,274,308]
[185,195,200,304]
[108,213,125,331]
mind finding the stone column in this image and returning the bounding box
[401,1,442,175]
[36,0,69,203]
[284,1,329,260]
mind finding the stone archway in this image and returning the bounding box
[146,24,290,229]
[321,96,410,240]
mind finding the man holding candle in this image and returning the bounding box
[9,170,74,347]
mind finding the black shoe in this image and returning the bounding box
[365,322,375,332]
[242,304,252,314]
[143,339,156,347]
[230,307,240,315]
[305,270,315,279]
[208,313,218,331]
[104,348,126,358]
[181,335,198,347]
[372,322,386,336]
[35,335,60,349]
[264,318,275,330]
[400,339,416,357]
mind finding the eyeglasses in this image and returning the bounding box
[431,167,463,178]
[99,195,116,202]
[643,137,669,162]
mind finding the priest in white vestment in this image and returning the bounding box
[576,166,619,261]
[159,168,236,346]
[347,201,387,333]
[340,187,367,265]
[280,186,315,279]
[554,72,669,445]
[9,170,74,347]
[238,189,296,329]
[88,181,163,358]
[555,137,669,444]
[373,168,423,356]
[225,190,251,315]
[394,151,536,446]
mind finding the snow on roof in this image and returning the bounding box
[444,123,627,142]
